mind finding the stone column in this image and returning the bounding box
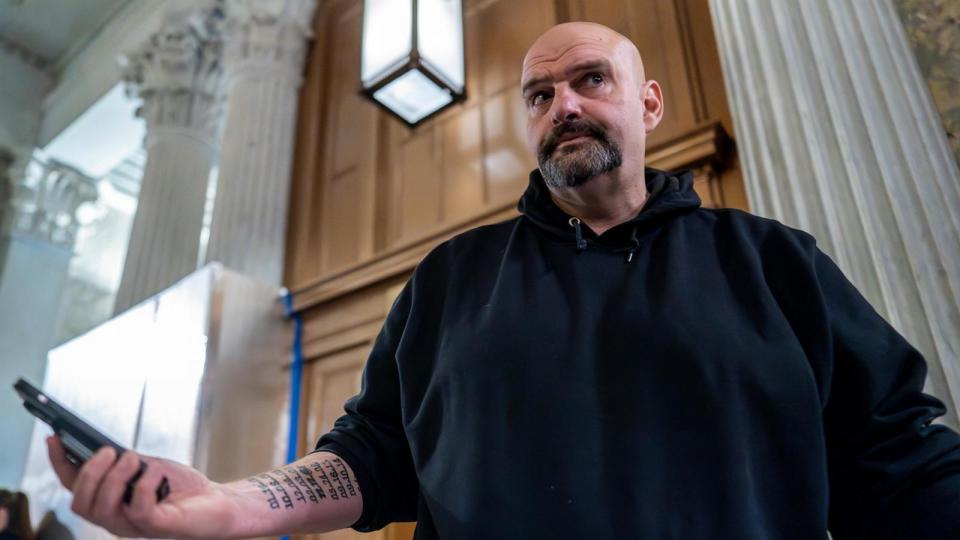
[709,0,960,428]
[114,7,224,314]
[0,158,97,487]
[204,0,318,285]
[0,149,13,236]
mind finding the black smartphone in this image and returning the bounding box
[14,378,170,504]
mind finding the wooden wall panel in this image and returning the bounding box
[654,0,702,133]
[566,0,631,37]
[396,129,443,242]
[440,107,485,221]
[285,0,331,282]
[481,88,537,206]
[322,169,363,271]
[300,347,369,540]
[302,347,366,452]
[477,0,556,98]
[319,3,378,274]
[328,8,370,176]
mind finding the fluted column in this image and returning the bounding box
[709,0,960,428]
[0,158,97,487]
[114,8,225,314]
[204,0,318,285]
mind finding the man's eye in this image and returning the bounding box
[530,92,551,106]
[585,73,604,86]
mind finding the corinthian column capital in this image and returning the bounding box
[121,5,225,147]
[221,0,319,84]
[9,159,98,248]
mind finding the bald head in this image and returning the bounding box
[523,22,645,89]
[520,22,664,192]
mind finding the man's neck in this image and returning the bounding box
[547,166,649,236]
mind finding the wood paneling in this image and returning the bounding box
[286,0,745,288]
[302,347,366,450]
[477,0,556,98]
[300,345,368,540]
[285,0,329,281]
[440,106,485,221]
[482,86,537,206]
[293,121,732,314]
[284,1,748,537]
[319,3,378,274]
[396,127,443,242]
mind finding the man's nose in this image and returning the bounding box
[550,86,581,125]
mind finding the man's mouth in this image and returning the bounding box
[552,129,598,152]
[557,133,590,145]
[538,121,606,161]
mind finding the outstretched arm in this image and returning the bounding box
[48,436,361,539]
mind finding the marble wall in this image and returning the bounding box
[894,0,960,167]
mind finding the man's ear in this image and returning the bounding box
[641,80,664,133]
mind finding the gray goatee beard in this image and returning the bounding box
[538,122,623,189]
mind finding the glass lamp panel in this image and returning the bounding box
[361,0,413,86]
[373,69,454,124]
[417,0,465,90]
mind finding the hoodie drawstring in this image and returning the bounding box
[568,217,587,252]
[626,224,640,264]
[569,217,639,261]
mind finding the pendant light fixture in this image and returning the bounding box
[359,0,466,127]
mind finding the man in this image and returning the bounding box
[47,22,960,539]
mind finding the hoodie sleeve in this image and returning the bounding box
[314,279,419,531]
[809,248,960,539]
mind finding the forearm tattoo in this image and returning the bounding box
[246,457,359,511]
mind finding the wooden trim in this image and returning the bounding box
[291,121,731,313]
[302,317,384,361]
[646,121,731,171]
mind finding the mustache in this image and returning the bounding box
[538,120,609,160]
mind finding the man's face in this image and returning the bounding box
[521,24,659,189]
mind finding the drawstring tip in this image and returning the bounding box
[625,250,635,263]
[569,217,587,253]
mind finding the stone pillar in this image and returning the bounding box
[709,0,960,428]
[0,158,97,487]
[114,7,224,314]
[0,149,12,236]
[204,0,318,285]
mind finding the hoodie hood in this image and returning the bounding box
[517,167,701,259]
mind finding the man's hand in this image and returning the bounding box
[47,436,363,539]
[47,436,245,539]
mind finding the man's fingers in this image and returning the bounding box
[89,451,140,523]
[70,446,116,517]
[125,460,167,527]
[46,436,79,490]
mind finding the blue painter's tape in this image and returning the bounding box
[280,289,304,540]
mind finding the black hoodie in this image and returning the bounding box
[317,168,960,539]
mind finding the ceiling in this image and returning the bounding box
[0,0,130,69]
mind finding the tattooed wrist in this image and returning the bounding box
[246,456,359,511]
